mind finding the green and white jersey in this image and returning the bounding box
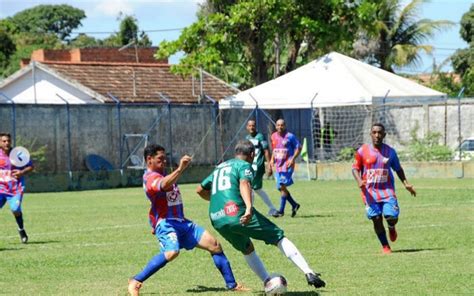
[201,158,254,228]
[246,132,269,171]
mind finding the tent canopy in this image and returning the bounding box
[219,52,447,109]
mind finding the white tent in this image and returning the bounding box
[219,52,447,109]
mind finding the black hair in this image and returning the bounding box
[0,133,11,139]
[235,140,255,156]
[144,144,165,159]
[371,122,385,132]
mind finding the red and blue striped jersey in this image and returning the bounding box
[0,149,24,196]
[271,131,300,173]
[143,170,185,231]
[352,143,401,204]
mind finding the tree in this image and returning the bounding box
[451,4,473,96]
[157,0,369,88]
[353,0,453,72]
[69,33,103,48]
[10,4,86,41]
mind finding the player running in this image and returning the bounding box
[270,119,301,217]
[245,119,280,217]
[0,132,34,243]
[196,140,326,290]
[352,123,416,254]
[128,144,246,295]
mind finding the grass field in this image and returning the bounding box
[1,179,472,295]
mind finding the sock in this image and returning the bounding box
[255,189,276,211]
[134,252,169,282]
[15,214,24,230]
[376,232,389,247]
[286,194,298,208]
[277,237,313,274]
[244,251,269,282]
[212,252,237,289]
[279,196,287,214]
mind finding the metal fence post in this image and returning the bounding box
[56,94,73,187]
[107,93,123,172]
[0,92,16,146]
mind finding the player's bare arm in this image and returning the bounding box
[239,179,253,225]
[351,168,366,188]
[196,185,211,201]
[288,146,301,169]
[264,149,272,177]
[395,168,416,197]
[12,164,34,179]
[160,155,191,191]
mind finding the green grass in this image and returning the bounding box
[1,179,473,295]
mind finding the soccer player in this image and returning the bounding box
[270,119,301,217]
[196,140,326,290]
[352,123,416,254]
[245,119,280,217]
[128,144,246,295]
[0,132,34,243]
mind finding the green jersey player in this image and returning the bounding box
[245,120,280,217]
[196,140,326,291]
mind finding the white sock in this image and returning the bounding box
[277,237,313,274]
[244,251,269,282]
[255,189,276,211]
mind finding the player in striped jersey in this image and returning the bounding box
[128,144,246,295]
[352,123,416,254]
[0,132,34,243]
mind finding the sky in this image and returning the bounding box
[0,0,471,74]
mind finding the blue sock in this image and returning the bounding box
[212,252,237,289]
[286,194,298,208]
[134,252,169,282]
[376,232,389,247]
[15,214,24,229]
[279,196,287,213]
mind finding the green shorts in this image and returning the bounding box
[252,167,265,190]
[214,209,284,253]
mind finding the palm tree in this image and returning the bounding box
[353,0,453,72]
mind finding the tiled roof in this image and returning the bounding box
[45,62,239,104]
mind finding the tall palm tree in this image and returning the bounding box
[354,0,453,72]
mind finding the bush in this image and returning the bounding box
[337,147,356,161]
[15,136,48,171]
[399,123,453,161]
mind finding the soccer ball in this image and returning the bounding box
[264,273,288,295]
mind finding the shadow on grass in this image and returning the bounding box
[294,214,334,218]
[186,286,228,293]
[393,247,445,253]
[25,240,60,245]
[0,247,21,252]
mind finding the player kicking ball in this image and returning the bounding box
[196,140,325,291]
[128,144,247,295]
[352,123,416,254]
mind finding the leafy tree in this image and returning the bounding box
[10,4,86,41]
[451,4,473,96]
[157,0,369,88]
[353,0,453,72]
[69,33,103,48]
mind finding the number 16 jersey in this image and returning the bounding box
[201,159,254,228]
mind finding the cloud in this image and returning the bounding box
[95,0,134,17]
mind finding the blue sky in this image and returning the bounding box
[0,0,471,74]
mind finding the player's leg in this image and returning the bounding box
[255,189,280,217]
[128,221,180,295]
[366,202,391,253]
[383,198,400,242]
[7,193,27,243]
[195,229,243,290]
[243,242,270,282]
[277,170,300,217]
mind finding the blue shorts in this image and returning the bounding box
[365,198,400,219]
[155,219,205,252]
[0,193,23,212]
[274,169,294,189]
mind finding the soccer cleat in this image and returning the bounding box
[388,226,397,242]
[291,203,301,217]
[128,278,142,296]
[230,283,251,292]
[382,245,392,254]
[305,272,326,288]
[268,209,282,218]
[19,229,28,244]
